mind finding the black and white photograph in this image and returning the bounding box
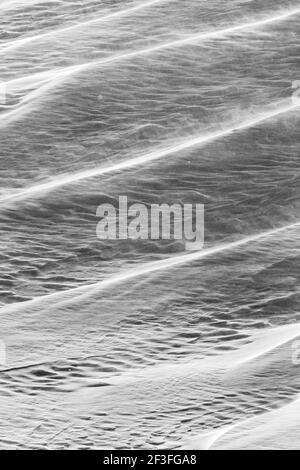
[0,0,299,453]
